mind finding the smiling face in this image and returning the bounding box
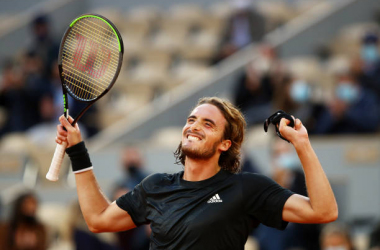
[181,104,230,161]
[174,97,245,173]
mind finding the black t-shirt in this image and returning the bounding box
[116,169,294,250]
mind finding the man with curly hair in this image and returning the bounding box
[56,96,338,250]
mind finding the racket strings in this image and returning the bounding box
[65,19,116,99]
[63,34,118,83]
[75,20,119,50]
[61,17,120,101]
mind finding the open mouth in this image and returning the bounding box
[187,134,202,141]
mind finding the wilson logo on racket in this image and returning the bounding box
[72,33,111,78]
[46,13,124,182]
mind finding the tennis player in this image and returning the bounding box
[56,97,338,249]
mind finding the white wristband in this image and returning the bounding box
[73,166,94,174]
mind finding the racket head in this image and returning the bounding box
[58,14,124,103]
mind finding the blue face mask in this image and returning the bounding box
[275,152,300,170]
[361,44,379,64]
[336,83,359,103]
[290,80,311,103]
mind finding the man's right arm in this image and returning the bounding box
[56,115,136,233]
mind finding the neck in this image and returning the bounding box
[183,156,221,181]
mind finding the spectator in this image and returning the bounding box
[28,14,59,77]
[21,52,52,126]
[0,192,47,250]
[274,75,327,135]
[313,70,380,134]
[234,45,299,127]
[354,32,380,98]
[0,59,25,135]
[212,0,265,63]
[114,147,149,193]
[0,52,54,137]
[253,139,320,250]
[111,146,150,250]
[234,62,274,126]
[320,222,354,250]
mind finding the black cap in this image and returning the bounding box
[362,32,379,44]
[32,14,49,26]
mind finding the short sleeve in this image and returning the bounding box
[242,173,294,230]
[116,182,149,226]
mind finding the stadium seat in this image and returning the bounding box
[330,22,380,56]
[208,1,234,21]
[168,3,206,24]
[286,56,324,84]
[165,60,211,88]
[148,126,183,149]
[90,7,123,28]
[256,1,297,32]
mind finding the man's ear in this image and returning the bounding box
[219,139,232,152]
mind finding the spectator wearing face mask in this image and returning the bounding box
[320,222,354,250]
[353,32,380,98]
[313,71,380,134]
[111,146,150,250]
[274,76,327,134]
[0,192,47,250]
[115,147,149,193]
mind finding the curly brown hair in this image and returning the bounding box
[174,97,246,173]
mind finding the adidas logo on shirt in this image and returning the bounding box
[207,193,223,203]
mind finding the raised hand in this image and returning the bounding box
[55,115,82,148]
[278,117,308,146]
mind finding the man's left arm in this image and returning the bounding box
[279,117,338,224]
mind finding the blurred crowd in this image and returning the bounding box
[1,0,380,249]
[0,15,99,140]
[233,32,380,134]
[1,1,380,143]
[0,0,314,141]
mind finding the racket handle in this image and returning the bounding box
[46,141,68,181]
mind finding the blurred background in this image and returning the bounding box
[0,0,380,249]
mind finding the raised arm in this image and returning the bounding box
[278,117,338,224]
[56,115,136,233]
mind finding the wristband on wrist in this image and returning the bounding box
[65,141,93,174]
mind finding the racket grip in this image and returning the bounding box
[46,141,68,181]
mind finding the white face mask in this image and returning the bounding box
[324,246,348,250]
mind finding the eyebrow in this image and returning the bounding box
[187,115,216,126]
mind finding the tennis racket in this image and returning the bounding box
[46,14,124,181]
